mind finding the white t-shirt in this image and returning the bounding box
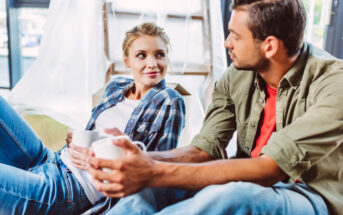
[61,98,140,204]
[94,97,140,132]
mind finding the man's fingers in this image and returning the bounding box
[112,137,140,154]
[103,192,126,198]
[92,179,124,192]
[88,157,124,170]
[91,179,126,197]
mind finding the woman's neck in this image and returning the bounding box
[126,84,150,100]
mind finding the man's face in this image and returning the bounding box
[224,10,269,72]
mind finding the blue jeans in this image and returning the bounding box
[0,96,92,214]
[107,181,329,214]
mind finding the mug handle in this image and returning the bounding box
[133,141,147,152]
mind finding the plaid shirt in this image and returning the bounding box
[86,77,185,151]
[83,77,185,214]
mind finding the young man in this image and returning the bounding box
[87,0,343,214]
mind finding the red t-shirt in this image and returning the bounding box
[250,85,277,158]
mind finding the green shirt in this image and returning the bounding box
[191,43,343,215]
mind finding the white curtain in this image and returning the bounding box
[7,0,108,129]
[6,0,226,143]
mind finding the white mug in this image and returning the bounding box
[91,136,146,174]
[71,129,100,148]
[91,136,146,160]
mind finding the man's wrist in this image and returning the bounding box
[148,160,169,187]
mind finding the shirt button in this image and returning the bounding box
[259,99,264,103]
[245,146,249,151]
[251,122,255,127]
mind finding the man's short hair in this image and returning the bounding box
[231,0,307,56]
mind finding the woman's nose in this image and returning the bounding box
[147,57,157,68]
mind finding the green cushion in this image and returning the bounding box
[22,114,68,151]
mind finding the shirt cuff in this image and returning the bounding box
[190,134,227,159]
[261,132,311,181]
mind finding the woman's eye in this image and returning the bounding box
[137,53,146,58]
[156,53,165,58]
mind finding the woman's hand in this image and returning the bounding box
[87,129,155,197]
[69,143,89,170]
[66,131,73,148]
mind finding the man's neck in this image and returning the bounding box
[258,52,300,88]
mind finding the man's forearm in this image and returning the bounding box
[148,145,213,163]
[148,154,287,190]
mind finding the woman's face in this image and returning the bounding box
[124,35,168,91]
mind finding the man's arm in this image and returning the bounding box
[150,154,287,190]
[148,145,212,163]
[87,138,287,198]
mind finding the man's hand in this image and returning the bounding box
[87,131,155,198]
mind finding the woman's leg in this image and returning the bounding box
[155,181,329,215]
[0,97,92,214]
[106,187,196,215]
[0,96,48,169]
[0,155,91,214]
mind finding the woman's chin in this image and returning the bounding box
[142,78,163,87]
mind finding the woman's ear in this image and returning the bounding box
[123,56,130,68]
[263,36,279,59]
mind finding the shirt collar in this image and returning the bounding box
[254,42,310,90]
[139,79,166,103]
[254,74,265,92]
[280,42,309,89]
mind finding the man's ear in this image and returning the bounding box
[123,56,130,68]
[263,36,279,59]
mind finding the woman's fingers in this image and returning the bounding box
[66,132,73,147]
[69,145,89,169]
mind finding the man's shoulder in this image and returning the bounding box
[299,44,343,92]
[220,65,256,92]
[305,44,343,74]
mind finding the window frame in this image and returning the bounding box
[4,0,49,90]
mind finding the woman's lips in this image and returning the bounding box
[144,71,160,78]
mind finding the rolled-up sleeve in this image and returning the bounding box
[262,68,343,180]
[191,68,237,159]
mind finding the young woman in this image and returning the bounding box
[0,23,185,214]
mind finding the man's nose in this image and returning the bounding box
[224,34,232,50]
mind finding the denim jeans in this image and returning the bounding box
[0,96,92,214]
[107,181,329,214]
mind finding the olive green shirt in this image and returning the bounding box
[191,43,343,214]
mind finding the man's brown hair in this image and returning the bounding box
[231,0,307,56]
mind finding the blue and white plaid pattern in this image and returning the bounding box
[86,77,185,151]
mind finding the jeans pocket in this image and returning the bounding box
[61,165,73,204]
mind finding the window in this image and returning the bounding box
[3,0,48,90]
[105,0,227,108]
[18,7,48,75]
[303,0,332,49]
[106,0,209,75]
[0,0,9,89]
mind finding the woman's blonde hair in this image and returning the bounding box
[122,22,170,57]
